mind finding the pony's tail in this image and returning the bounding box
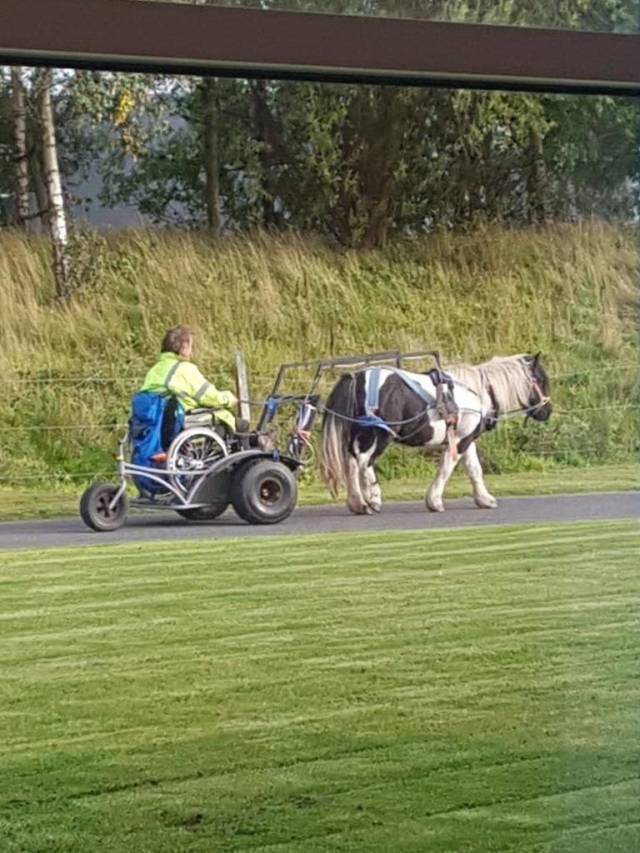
[320,373,357,498]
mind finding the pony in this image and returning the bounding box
[319,354,551,514]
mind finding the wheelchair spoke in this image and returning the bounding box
[167,429,229,495]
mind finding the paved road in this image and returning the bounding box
[0,492,637,551]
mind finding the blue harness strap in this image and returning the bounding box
[354,413,397,436]
[358,367,395,434]
[356,366,442,436]
[366,367,438,411]
[365,367,383,415]
[394,367,438,407]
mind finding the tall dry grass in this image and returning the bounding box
[1,221,638,483]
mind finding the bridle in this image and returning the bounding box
[525,376,551,418]
[484,372,551,423]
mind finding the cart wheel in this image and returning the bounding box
[175,503,228,522]
[80,482,129,532]
[231,460,297,525]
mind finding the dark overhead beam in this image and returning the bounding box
[2,0,640,95]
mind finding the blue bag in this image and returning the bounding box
[129,392,184,494]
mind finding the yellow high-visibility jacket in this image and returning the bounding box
[140,351,237,431]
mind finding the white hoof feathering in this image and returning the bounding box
[347,498,370,515]
[426,494,445,513]
[475,493,498,509]
[367,482,382,513]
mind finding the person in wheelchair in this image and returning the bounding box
[140,325,250,450]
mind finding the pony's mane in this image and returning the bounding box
[446,355,532,414]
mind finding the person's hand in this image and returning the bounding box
[227,392,238,409]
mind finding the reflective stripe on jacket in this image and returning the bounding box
[140,352,236,431]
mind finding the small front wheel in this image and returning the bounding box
[231,460,297,525]
[80,482,129,532]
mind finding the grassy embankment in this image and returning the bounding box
[1,221,638,517]
[1,520,639,851]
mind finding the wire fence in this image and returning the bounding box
[0,402,638,433]
[4,363,639,385]
[2,363,638,487]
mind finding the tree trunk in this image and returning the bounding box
[10,67,31,229]
[36,69,69,298]
[251,80,283,229]
[28,140,49,233]
[201,78,221,236]
[337,87,405,249]
[527,125,549,224]
[360,88,405,249]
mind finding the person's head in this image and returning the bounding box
[161,325,193,359]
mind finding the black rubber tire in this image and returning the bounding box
[80,482,129,532]
[175,503,228,522]
[231,460,297,525]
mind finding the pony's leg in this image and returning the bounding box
[364,466,382,513]
[462,442,498,509]
[426,448,460,513]
[355,436,382,513]
[346,439,370,515]
[346,457,370,514]
[360,431,391,513]
[346,433,382,515]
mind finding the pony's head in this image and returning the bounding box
[524,353,552,421]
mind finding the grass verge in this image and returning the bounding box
[1,520,639,852]
[1,462,637,522]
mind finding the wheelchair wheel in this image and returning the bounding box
[80,482,129,532]
[166,427,228,495]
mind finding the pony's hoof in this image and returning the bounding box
[369,502,382,513]
[426,498,444,513]
[475,495,498,509]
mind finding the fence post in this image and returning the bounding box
[235,351,251,426]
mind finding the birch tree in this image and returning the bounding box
[36,69,69,298]
[10,67,30,228]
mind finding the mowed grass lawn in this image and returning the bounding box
[1,521,639,853]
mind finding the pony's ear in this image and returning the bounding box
[532,351,541,365]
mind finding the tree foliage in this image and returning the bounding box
[0,0,638,247]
